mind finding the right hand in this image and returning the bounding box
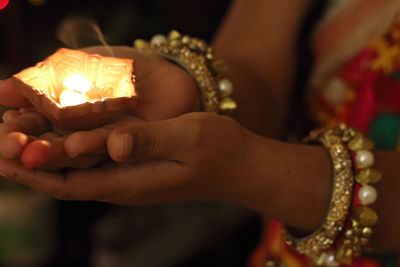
[0,46,200,169]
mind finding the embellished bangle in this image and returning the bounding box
[284,124,381,266]
[133,30,237,114]
[330,128,381,265]
[284,125,355,260]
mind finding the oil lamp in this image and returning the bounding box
[12,48,136,131]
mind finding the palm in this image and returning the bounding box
[83,46,199,121]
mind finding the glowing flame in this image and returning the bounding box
[59,74,91,106]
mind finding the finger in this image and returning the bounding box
[0,110,49,158]
[0,158,96,200]
[21,133,64,168]
[0,158,114,201]
[64,115,144,158]
[2,109,21,122]
[0,78,33,108]
[0,157,192,204]
[0,111,51,137]
[64,128,110,158]
[107,115,197,162]
[21,134,107,169]
[21,140,52,168]
[0,132,34,158]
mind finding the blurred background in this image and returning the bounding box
[0,1,263,266]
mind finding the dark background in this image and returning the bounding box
[0,0,232,77]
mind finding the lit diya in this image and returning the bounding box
[12,48,136,131]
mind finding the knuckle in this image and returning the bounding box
[185,112,244,149]
[111,124,158,160]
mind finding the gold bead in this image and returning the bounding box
[345,230,353,238]
[197,40,207,52]
[348,134,374,151]
[219,97,237,112]
[168,30,181,40]
[351,219,359,228]
[205,90,216,99]
[353,206,378,226]
[343,239,352,245]
[339,123,348,131]
[345,248,354,257]
[355,168,382,184]
[133,39,148,49]
[182,35,191,44]
[170,39,182,47]
[362,227,373,237]
[360,237,370,246]
[212,60,228,74]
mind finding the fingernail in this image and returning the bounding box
[66,148,78,158]
[115,133,133,159]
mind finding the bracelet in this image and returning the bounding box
[331,128,381,265]
[284,125,355,260]
[284,124,381,266]
[133,30,237,114]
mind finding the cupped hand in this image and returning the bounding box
[0,46,200,168]
[0,111,333,232]
[0,113,253,206]
[0,108,145,169]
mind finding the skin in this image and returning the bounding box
[0,0,398,253]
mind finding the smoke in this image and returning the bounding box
[56,16,114,56]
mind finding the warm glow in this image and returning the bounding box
[63,74,91,93]
[59,90,88,106]
[14,48,136,115]
[59,74,91,106]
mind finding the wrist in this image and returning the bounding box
[233,134,332,232]
[160,57,202,112]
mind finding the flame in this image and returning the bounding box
[59,74,91,106]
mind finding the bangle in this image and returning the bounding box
[133,30,237,114]
[331,128,381,265]
[284,125,355,261]
[284,124,381,266]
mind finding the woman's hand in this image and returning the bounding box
[0,113,252,205]
[0,46,200,168]
[0,46,200,119]
[0,112,332,232]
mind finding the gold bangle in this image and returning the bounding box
[284,124,381,266]
[284,125,355,260]
[332,128,381,265]
[133,30,237,114]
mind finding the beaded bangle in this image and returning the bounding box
[284,124,381,266]
[133,30,237,114]
[284,125,355,261]
[331,127,381,265]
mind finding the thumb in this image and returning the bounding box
[107,116,197,162]
[0,78,33,108]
